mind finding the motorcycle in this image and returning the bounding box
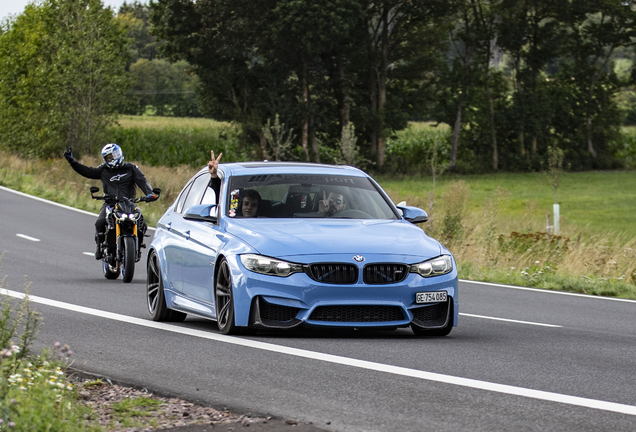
[90,186,161,283]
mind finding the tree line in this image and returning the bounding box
[1,0,636,173]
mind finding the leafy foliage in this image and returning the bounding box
[0,0,132,159]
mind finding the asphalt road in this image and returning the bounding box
[1,185,636,431]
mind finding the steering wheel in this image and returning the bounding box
[330,208,373,219]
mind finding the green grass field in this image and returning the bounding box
[377,170,636,238]
[3,115,636,298]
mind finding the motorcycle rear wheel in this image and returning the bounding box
[121,236,136,283]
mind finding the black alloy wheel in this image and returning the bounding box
[215,258,241,335]
[146,251,186,322]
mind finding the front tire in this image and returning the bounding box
[147,251,187,322]
[215,258,241,335]
[121,236,136,283]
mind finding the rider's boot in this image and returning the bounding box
[95,233,104,260]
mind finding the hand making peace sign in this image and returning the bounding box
[319,191,332,214]
[207,150,223,178]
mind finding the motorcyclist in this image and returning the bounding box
[63,144,157,259]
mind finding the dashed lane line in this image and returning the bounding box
[16,234,40,242]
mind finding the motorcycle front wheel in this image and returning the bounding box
[121,236,136,283]
[103,260,120,280]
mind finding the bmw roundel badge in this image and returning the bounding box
[353,255,365,262]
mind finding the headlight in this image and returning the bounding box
[129,212,141,221]
[115,211,127,220]
[240,254,304,277]
[410,255,453,278]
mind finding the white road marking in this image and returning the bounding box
[2,186,99,217]
[2,288,635,417]
[459,313,562,328]
[16,234,40,242]
[0,186,155,231]
[460,279,636,304]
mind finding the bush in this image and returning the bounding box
[0,258,98,431]
[108,123,243,168]
[384,124,451,176]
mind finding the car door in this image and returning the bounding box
[158,181,196,293]
[179,173,224,306]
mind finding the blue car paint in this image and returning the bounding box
[148,162,459,331]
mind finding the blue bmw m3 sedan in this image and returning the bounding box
[146,161,458,336]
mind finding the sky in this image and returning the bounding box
[1,0,141,21]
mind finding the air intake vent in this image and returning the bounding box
[307,263,358,284]
[259,299,300,323]
[363,264,408,284]
[411,301,449,328]
[309,305,405,322]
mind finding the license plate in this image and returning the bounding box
[416,291,447,304]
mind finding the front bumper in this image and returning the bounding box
[227,254,459,329]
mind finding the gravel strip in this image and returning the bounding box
[68,373,270,431]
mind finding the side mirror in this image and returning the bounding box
[183,204,218,223]
[397,205,428,224]
[152,188,161,195]
[90,186,100,194]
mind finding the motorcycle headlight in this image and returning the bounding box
[410,255,453,278]
[240,254,304,277]
[114,211,126,220]
[129,212,140,221]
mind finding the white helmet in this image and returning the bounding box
[101,143,124,168]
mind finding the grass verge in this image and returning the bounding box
[2,150,636,299]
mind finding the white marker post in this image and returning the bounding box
[553,203,560,236]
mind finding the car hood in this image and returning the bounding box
[224,219,442,260]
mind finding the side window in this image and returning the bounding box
[181,173,212,213]
[175,182,194,214]
[201,182,219,206]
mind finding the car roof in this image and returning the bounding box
[217,161,369,178]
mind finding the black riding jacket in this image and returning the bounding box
[67,158,153,199]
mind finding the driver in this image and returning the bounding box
[318,190,347,217]
[240,190,261,217]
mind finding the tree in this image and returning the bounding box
[436,0,480,171]
[52,0,133,154]
[563,0,636,161]
[0,3,58,157]
[496,0,566,158]
[360,0,453,169]
[128,58,200,116]
[150,0,451,167]
[263,0,364,161]
[0,0,132,157]
[117,0,157,65]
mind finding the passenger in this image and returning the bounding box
[318,190,347,217]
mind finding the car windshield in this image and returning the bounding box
[226,174,399,219]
